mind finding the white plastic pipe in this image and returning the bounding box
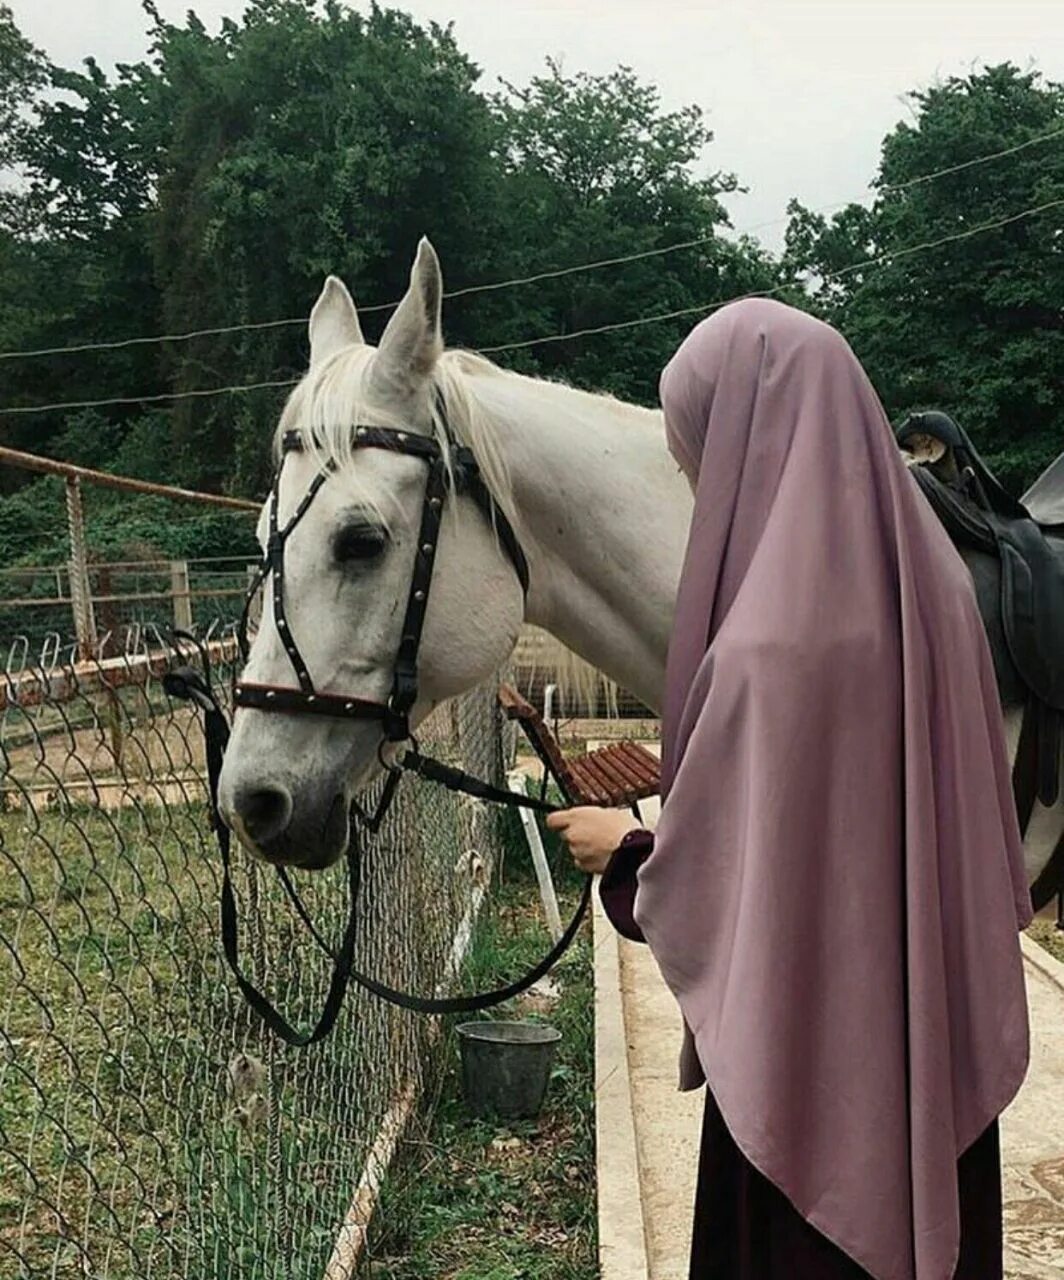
[507,769,563,942]
[544,682,558,727]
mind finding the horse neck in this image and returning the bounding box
[461,365,692,712]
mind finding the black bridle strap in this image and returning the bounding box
[221,828,361,1046]
[165,663,591,1041]
[278,850,591,1016]
[176,412,590,1041]
[275,757,590,1015]
[265,460,332,694]
[400,749,560,812]
[166,664,356,1045]
[343,876,592,1015]
[388,453,448,735]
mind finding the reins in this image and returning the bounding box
[166,411,592,1046]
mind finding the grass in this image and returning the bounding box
[368,823,598,1280]
[0,790,454,1280]
[0,705,589,1280]
[0,800,237,1278]
[1028,915,1064,965]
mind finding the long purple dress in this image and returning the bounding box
[599,833,1004,1280]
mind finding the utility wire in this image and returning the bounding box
[1,124,1061,364]
[2,195,1061,417]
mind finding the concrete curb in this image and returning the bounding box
[1002,932,1064,1277]
[1021,929,1064,994]
[593,887,650,1280]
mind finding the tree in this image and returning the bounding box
[2,1,775,499]
[487,60,776,401]
[3,1,509,490]
[0,4,51,445]
[0,2,45,174]
[0,9,166,462]
[785,64,1064,488]
[148,0,507,490]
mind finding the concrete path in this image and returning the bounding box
[593,775,1064,1277]
[1001,935,1064,1279]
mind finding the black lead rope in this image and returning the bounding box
[167,409,589,1043]
[165,662,591,1044]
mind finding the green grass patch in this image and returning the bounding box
[1028,915,1064,965]
[0,800,238,1277]
[369,828,598,1280]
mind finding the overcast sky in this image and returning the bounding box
[9,0,1064,249]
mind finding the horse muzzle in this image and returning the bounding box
[221,780,350,869]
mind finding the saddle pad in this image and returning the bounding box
[998,524,1064,711]
[910,467,1064,713]
[1023,449,1064,528]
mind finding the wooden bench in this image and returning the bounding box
[499,682,660,808]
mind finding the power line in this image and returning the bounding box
[3,194,1060,419]
[0,234,722,362]
[879,124,1064,194]
[0,377,300,416]
[481,196,1064,352]
[2,123,1062,365]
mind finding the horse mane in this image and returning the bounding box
[275,345,641,718]
[276,346,653,510]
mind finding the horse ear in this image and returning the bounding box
[308,276,364,368]
[373,238,443,395]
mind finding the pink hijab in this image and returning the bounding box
[635,300,1031,1279]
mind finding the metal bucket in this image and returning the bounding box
[456,1020,562,1120]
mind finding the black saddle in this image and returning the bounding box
[898,412,1064,717]
[897,411,1064,823]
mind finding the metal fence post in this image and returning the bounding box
[66,477,96,660]
[171,560,193,632]
[246,563,262,630]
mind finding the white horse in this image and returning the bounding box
[217,239,1061,897]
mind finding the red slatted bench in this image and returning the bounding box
[499,682,660,808]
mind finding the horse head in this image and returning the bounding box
[217,240,525,869]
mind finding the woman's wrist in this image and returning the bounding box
[616,826,654,854]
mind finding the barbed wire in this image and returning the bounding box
[1,122,1062,365]
[2,194,1060,419]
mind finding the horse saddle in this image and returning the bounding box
[897,411,1064,811]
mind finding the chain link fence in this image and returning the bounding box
[0,557,254,657]
[0,626,520,1279]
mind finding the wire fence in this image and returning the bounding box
[0,623,523,1279]
[0,558,253,655]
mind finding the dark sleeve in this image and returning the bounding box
[599,829,654,943]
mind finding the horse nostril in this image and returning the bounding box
[236,785,293,846]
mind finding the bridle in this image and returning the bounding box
[166,412,592,1046]
[233,423,529,745]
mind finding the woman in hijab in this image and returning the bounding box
[547,299,1031,1280]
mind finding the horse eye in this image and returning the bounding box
[334,522,388,564]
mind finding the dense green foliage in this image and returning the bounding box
[0,0,1062,571]
[784,63,1064,490]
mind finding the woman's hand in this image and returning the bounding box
[545,807,642,876]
